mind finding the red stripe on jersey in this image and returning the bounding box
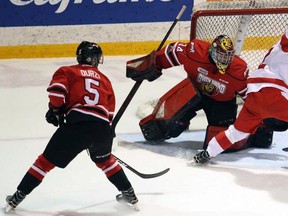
[280,33,288,52]
[49,94,65,108]
[258,63,266,69]
[47,83,68,93]
[215,131,232,150]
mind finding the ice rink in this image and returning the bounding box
[0,57,288,216]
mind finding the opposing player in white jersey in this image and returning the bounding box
[192,30,288,164]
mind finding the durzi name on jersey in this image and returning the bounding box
[197,73,227,94]
[80,69,100,79]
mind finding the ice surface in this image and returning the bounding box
[0,57,288,216]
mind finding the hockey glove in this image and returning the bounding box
[45,105,66,127]
[126,50,162,82]
[193,150,211,164]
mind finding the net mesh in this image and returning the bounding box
[191,0,288,71]
[194,0,288,11]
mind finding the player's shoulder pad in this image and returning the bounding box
[186,39,211,63]
[57,64,78,72]
[226,55,249,81]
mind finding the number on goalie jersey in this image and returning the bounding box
[137,35,273,152]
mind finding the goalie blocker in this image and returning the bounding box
[139,78,273,151]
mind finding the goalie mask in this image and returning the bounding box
[209,35,235,74]
[76,41,104,67]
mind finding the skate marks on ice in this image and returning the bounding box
[117,130,288,170]
[1,198,139,216]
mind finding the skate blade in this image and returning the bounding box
[3,204,14,214]
[124,202,140,211]
[131,202,140,211]
[187,160,207,166]
[117,198,140,211]
[186,159,197,166]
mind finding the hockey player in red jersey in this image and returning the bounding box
[127,35,273,152]
[4,41,138,213]
[192,31,288,164]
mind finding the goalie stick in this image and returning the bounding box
[111,5,187,131]
[113,154,170,179]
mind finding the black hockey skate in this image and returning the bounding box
[4,190,26,213]
[116,187,139,211]
[194,150,211,164]
[187,150,211,165]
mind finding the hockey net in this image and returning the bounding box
[191,0,288,72]
[136,0,288,119]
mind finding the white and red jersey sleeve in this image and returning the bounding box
[47,64,115,123]
[247,31,288,94]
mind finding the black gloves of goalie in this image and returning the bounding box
[45,105,66,127]
[127,65,162,82]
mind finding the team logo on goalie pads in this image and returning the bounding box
[126,50,162,82]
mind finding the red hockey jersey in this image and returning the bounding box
[156,39,249,101]
[47,64,115,123]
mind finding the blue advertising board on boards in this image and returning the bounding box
[0,0,194,27]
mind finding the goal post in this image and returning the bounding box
[136,0,288,120]
[190,0,288,72]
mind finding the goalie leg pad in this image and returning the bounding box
[167,120,191,138]
[140,117,194,142]
[140,115,166,141]
[139,78,201,142]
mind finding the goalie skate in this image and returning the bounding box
[116,187,139,211]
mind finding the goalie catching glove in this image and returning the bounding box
[126,50,162,82]
[45,104,66,127]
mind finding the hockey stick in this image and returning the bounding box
[111,5,187,131]
[282,147,288,152]
[113,154,170,179]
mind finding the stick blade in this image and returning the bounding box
[138,168,170,179]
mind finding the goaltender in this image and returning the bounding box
[126,35,273,152]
